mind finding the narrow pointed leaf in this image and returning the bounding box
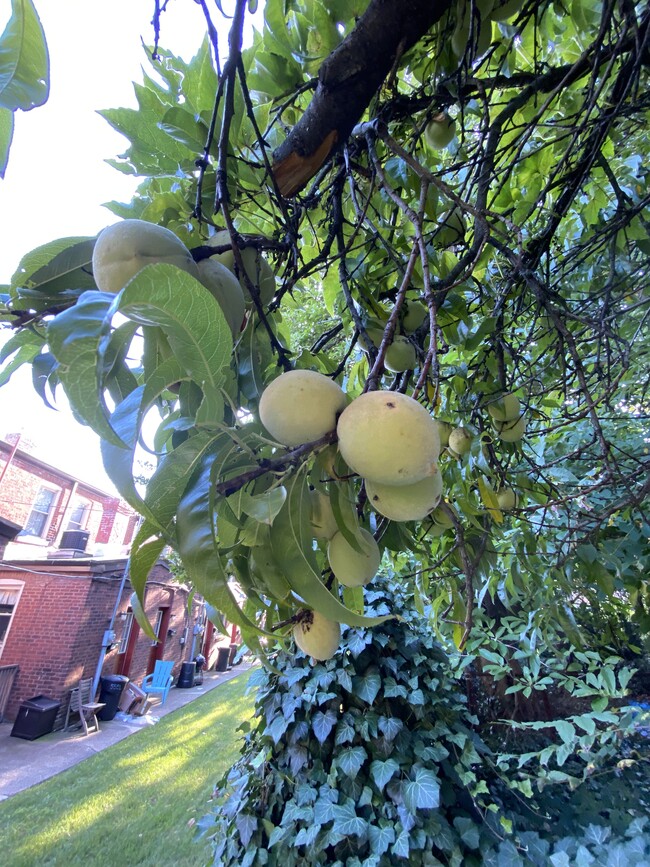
[270,470,395,628]
[129,589,158,641]
[176,454,274,640]
[0,106,13,177]
[0,0,49,111]
[46,291,123,446]
[128,526,166,606]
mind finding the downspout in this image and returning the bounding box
[91,556,131,698]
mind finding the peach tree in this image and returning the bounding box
[1,0,649,856]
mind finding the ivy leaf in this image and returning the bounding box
[368,824,395,857]
[378,716,403,741]
[453,816,481,850]
[314,796,336,826]
[235,813,258,848]
[391,829,410,859]
[335,746,367,778]
[351,671,382,705]
[335,717,356,746]
[0,0,49,111]
[403,768,440,813]
[370,758,400,791]
[312,709,337,744]
[331,798,368,838]
[266,713,289,745]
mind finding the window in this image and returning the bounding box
[117,612,133,654]
[0,583,23,656]
[66,499,90,532]
[21,487,58,537]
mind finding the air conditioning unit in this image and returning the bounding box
[59,530,90,551]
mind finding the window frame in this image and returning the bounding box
[20,485,60,539]
[151,609,164,646]
[66,497,91,532]
[117,611,133,654]
[0,580,24,659]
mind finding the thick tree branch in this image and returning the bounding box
[271,0,454,197]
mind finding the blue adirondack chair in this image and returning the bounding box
[141,660,174,704]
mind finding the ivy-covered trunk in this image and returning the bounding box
[207,587,497,866]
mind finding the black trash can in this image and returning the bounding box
[98,675,129,721]
[177,661,196,688]
[216,646,230,672]
[11,695,61,741]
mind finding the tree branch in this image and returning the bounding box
[271,0,454,197]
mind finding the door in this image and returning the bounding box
[146,607,171,673]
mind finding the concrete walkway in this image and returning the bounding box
[0,662,252,801]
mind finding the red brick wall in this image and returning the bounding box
[0,442,137,551]
[0,560,202,723]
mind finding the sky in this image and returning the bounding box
[0,1,252,492]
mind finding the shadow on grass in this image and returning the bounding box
[0,673,255,867]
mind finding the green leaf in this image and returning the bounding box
[370,758,399,790]
[453,816,480,850]
[129,589,157,641]
[0,106,13,177]
[270,469,395,629]
[238,487,287,525]
[158,105,208,151]
[114,264,232,406]
[329,478,368,553]
[312,708,337,744]
[478,477,503,524]
[331,798,368,837]
[351,671,381,705]
[0,327,42,386]
[46,291,124,446]
[176,452,274,645]
[0,0,49,111]
[336,745,367,777]
[554,720,575,745]
[128,524,166,608]
[13,237,96,296]
[368,824,395,857]
[403,767,440,812]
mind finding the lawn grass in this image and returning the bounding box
[0,671,255,867]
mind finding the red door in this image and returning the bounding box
[146,607,171,673]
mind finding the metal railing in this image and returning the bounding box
[0,664,19,722]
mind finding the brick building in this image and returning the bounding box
[0,558,206,723]
[0,434,139,559]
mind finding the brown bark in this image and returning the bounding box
[272,0,454,197]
